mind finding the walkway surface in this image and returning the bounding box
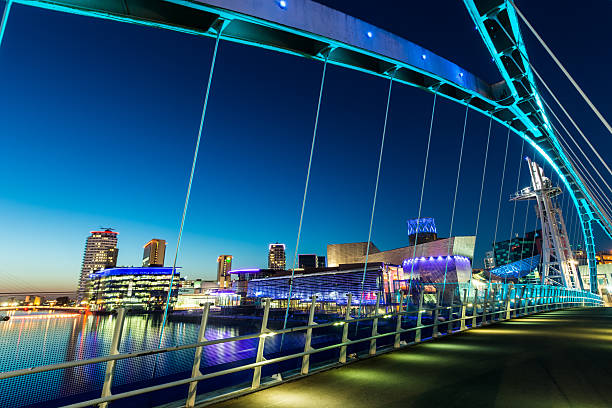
[210,307,612,408]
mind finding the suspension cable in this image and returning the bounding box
[494,17,612,188]
[282,52,331,333]
[441,103,469,298]
[468,116,493,296]
[509,0,612,138]
[490,128,511,290]
[0,0,11,48]
[359,69,396,314]
[408,87,440,296]
[157,29,223,357]
[504,139,525,283]
[543,97,612,197]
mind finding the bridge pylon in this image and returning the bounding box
[511,157,583,289]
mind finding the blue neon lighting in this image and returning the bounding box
[488,255,541,279]
[89,267,180,278]
[407,217,437,236]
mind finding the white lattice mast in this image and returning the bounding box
[511,157,583,289]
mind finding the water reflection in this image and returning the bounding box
[0,311,303,407]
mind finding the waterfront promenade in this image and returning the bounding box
[211,307,612,408]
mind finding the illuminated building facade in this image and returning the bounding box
[268,243,286,270]
[328,237,475,267]
[247,263,387,305]
[493,230,542,268]
[142,239,166,267]
[87,267,180,312]
[217,255,233,288]
[78,229,119,301]
[407,217,438,246]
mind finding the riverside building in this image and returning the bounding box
[87,267,180,312]
[77,229,119,301]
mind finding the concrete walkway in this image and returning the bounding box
[210,307,612,408]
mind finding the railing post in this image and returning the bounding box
[186,303,210,408]
[504,284,512,320]
[482,288,489,326]
[339,293,352,363]
[446,290,455,334]
[415,291,425,343]
[432,290,441,338]
[301,295,317,375]
[252,298,271,390]
[394,294,404,348]
[369,295,380,356]
[471,288,478,328]
[99,308,126,408]
[460,289,467,331]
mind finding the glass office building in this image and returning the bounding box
[88,267,180,312]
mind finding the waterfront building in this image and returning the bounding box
[175,290,241,310]
[328,236,474,267]
[142,239,166,267]
[268,243,286,270]
[217,255,233,288]
[247,263,388,307]
[493,230,542,267]
[179,279,217,294]
[229,268,280,296]
[87,266,180,312]
[78,229,119,301]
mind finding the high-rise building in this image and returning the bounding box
[217,255,233,288]
[142,239,166,267]
[268,243,286,270]
[78,229,119,301]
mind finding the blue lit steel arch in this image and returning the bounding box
[7,0,609,292]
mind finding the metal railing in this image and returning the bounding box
[0,284,602,408]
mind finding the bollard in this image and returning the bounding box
[252,298,271,389]
[186,303,210,408]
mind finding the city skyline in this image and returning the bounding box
[0,1,610,293]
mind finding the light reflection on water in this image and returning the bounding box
[0,311,303,408]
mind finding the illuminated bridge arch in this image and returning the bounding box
[8,0,611,292]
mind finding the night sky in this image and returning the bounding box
[0,1,610,293]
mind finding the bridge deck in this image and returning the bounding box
[210,307,612,408]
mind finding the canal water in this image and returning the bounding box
[0,310,311,408]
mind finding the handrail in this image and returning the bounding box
[0,284,601,408]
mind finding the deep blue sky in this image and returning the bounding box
[0,1,610,292]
